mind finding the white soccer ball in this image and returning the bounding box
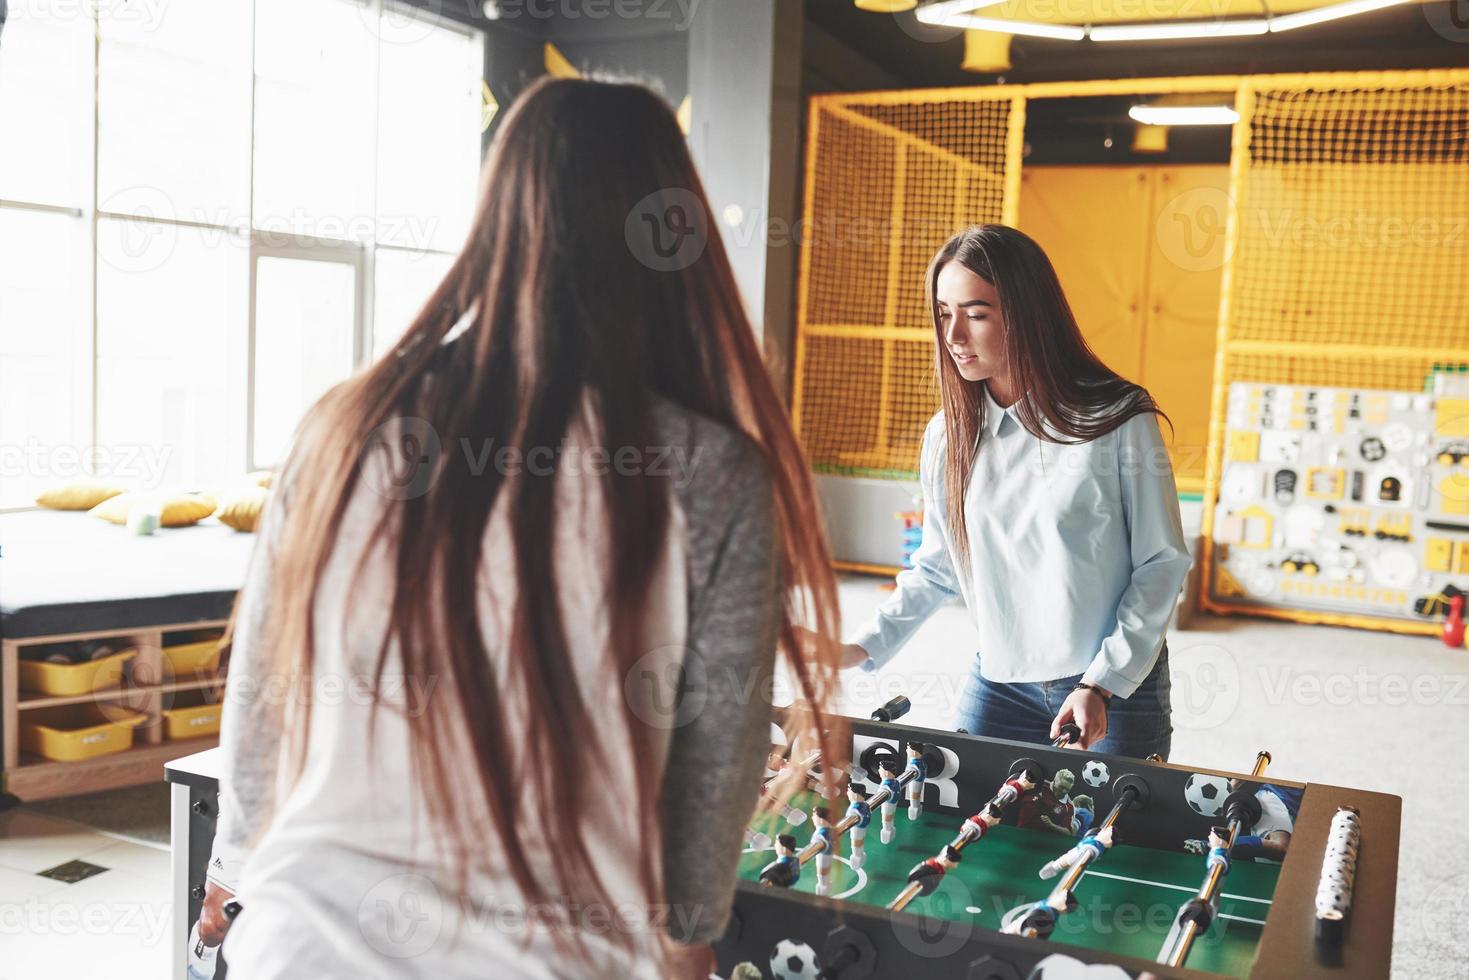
[1081,760,1110,788]
[770,939,821,980]
[1184,773,1231,817]
[1027,952,1134,978]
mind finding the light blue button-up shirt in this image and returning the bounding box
[852,385,1192,699]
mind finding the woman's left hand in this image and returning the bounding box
[1050,687,1109,749]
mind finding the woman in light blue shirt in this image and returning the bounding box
[844,225,1192,759]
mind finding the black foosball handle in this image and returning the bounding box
[817,924,876,980]
[870,696,911,723]
[1052,723,1082,748]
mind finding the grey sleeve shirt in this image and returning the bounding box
[213,397,781,956]
[652,401,780,945]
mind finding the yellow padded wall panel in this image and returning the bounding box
[1143,165,1229,493]
[1018,166,1150,382]
[1020,165,1225,492]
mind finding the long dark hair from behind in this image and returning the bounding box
[927,225,1170,562]
[227,76,844,965]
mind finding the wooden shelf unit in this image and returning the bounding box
[2,619,229,802]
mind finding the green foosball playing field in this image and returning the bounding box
[740,792,1282,978]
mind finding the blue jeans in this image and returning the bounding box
[953,647,1173,760]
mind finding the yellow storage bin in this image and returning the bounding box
[163,633,223,678]
[18,648,136,697]
[20,704,147,763]
[161,690,223,741]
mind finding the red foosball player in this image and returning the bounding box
[905,844,963,897]
[961,802,1004,843]
[758,835,801,889]
[995,769,1038,808]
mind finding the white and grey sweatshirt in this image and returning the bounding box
[212,395,780,980]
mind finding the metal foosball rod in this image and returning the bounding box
[793,762,916,867]
[757,757,921,890]
[885,751,1054,913]
[1157,751,1273,968]
[1003,770,1151,939]
[752,742,870,834]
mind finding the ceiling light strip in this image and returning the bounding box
[913,0,1415,41]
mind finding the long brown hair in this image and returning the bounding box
[928,225,1169,561]
[233,76,843,959]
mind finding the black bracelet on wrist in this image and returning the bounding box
[1074,682,1112,705]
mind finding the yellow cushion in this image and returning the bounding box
[216,486,270,532]
[90,492,217,528]
[36,479,126,511]
[246,469,276,489]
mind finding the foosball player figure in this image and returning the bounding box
[996,768,1038,808]
[758,769,808,828]
[878,762,902,844]
[810,806,835,896]
[845,782,872,871]
[759,835,801,889]
[1203,826,1232,876]
[906,844,963,897]
[1185,783,1296,862]
[961,802,1003,843]
[1039,824,1115,880]
[743,828,772,851]
[1040,828,1116,881]
[904,742,928,820]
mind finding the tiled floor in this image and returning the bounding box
[836,576,1469,980]
[0,809,171,980]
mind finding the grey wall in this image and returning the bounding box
[512,0,807,386]
[688,0,805,386]
[547,3,691,103]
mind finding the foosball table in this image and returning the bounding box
[719,702,1398,980]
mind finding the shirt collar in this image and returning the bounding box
[983,383,1016,436]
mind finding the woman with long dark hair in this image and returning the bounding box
[204,77,844,979]
[844,225,1191,759]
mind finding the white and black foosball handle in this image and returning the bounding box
[1315,806,1362,946]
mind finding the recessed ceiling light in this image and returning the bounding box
[1128,105,1241,126]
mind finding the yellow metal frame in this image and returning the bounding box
[795,68,1469,634]
[833,559,904,578]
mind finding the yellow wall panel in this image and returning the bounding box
[1019,166,1150,382]
[1143,165,1229,492]
[1020,164,1225,492]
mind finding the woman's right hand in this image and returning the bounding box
[197,882,236,946]
[839,642,870,669]
[794,629,869,670]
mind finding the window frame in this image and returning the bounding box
[0,0,482,510]
[246,236,368,471]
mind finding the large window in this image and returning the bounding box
[0,0,483,507]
